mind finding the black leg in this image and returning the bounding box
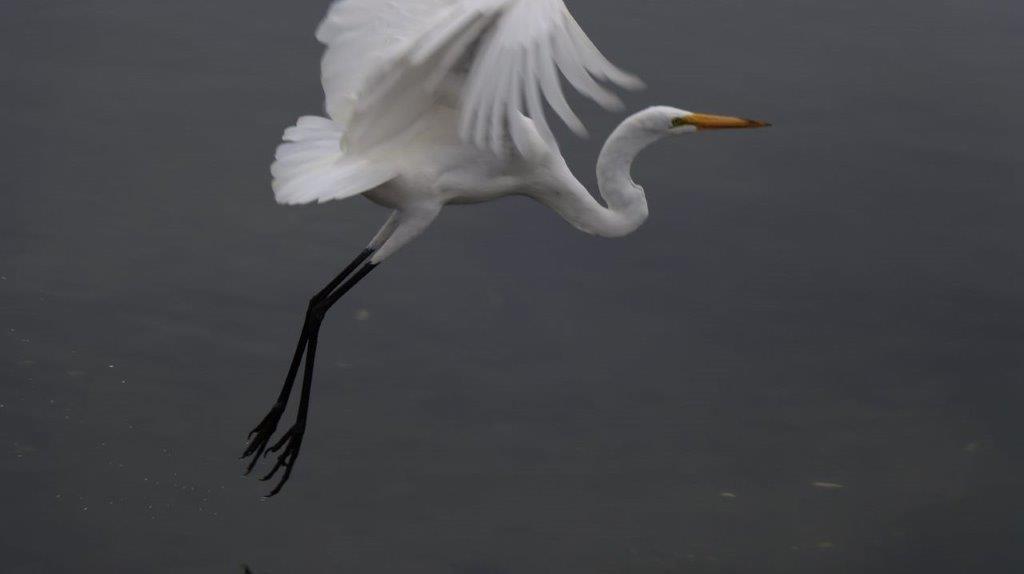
[242,248,373,475]
[245,257,378,495]
[260,261,378,496]
[259,329,318,495]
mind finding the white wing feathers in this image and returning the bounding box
[317,0,454,128]
[329,0,642,154]
[459,0,643,150]
[271,0,642,205]
[272,116,398,205]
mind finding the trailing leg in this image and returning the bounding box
[241,248,373,472]
[243,206,438,496]
[258,261,378,495]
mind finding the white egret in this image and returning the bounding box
[243,0,770,495]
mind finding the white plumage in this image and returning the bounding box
[272,0,642,208]
[246,0,769,496]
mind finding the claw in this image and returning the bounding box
[242,405,308,495]
[244,442,268,475]
[268,429,293,454]
[266,468,293,497]
[240,405,287,472]
[261,456,287,481]
[252,423,305,496]
[242,437,265,459]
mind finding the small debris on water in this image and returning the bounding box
[355,309,371,321]
[816,541,835,549]
[720,492,737,499]
[964,441,979,452]
[812,481,844,490]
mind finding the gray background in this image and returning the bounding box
[2,0,1023,572]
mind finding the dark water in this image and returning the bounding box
[3,0,1023,572]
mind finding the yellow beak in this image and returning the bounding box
[673,113,771,130]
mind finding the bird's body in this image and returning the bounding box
[360,108,546,209]
[244,0,768,495]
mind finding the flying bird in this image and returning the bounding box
[243,0,769,496]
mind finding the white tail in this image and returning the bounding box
[270,116,395,205]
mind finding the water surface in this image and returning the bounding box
[2,0,1023,572]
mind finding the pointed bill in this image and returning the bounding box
[673,113,771,130]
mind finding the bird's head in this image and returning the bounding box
[635,106,771,136]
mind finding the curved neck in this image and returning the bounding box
[551,112,662,238]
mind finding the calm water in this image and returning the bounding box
[2,0,1023,572]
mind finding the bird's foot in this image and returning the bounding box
[259,423,306,497]
[241,402,285,474]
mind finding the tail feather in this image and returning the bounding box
[270,115,395,205]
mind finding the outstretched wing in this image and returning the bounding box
[273,0,641,206]
[321,0,643,154]
[317,0,455,129]
[271,0,453,205]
